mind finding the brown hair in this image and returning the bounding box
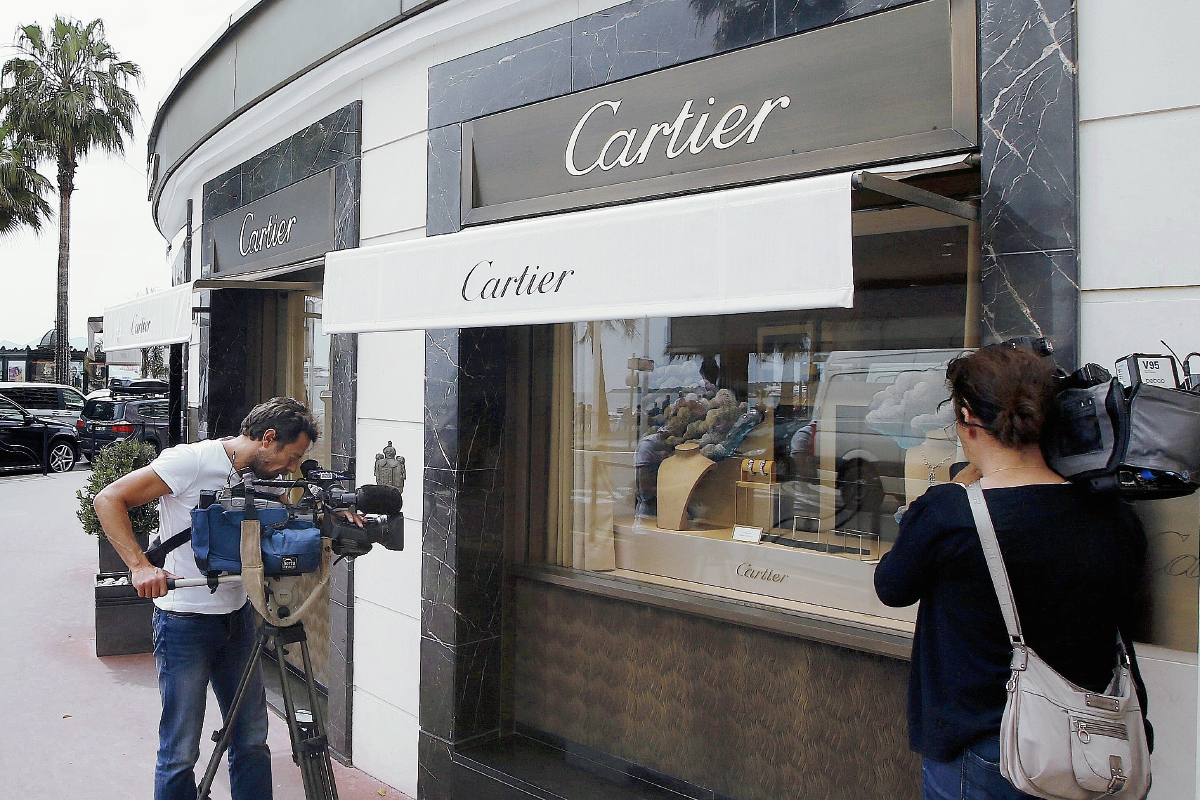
[946,345,1058,448]
[239,397,320,446]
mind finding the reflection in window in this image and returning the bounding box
[537,222,977,619]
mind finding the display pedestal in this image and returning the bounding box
[656,443,716,531]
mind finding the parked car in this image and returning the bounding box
[783,349,963,531]
[0,394,79,473]
[78,386,171,461]
[0,381,86,426]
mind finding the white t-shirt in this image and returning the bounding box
[151,439,248,614]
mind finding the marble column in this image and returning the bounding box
[978,0,1079,368]
[327,331,358,760]
[419,328,509,799]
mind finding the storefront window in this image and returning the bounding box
[534,221,977,623]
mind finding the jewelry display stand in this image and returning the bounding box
[656,442,716,531]
[734,459,777,532]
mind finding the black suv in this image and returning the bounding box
[78,381,171,460]
[0,394,79,473]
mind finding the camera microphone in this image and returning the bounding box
[356,484,403,516]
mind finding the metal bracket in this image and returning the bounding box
[851,171,979,221]
[192,279,323,291]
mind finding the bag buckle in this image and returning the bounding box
[1010,643,1028,671]
[1106,756,1126,794]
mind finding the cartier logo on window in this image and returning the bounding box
[736,563,788,583]
[460,260,575,302]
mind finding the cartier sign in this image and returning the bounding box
[461,0,975,225]
[209,168,335,276]
[564,95,792,176]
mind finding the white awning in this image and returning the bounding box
[102,282,195,351]
[323,172,854,333]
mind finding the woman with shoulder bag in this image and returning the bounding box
[874,345,1151,800]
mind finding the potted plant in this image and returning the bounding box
[77,439,159,573]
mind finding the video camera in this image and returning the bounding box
[188,460,403,581]
[999,337,1200,499]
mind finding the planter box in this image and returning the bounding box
[98,533,150,574]
[95,573,153,657]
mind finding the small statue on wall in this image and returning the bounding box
[374,440,405,492]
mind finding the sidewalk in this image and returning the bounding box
[0,469,409,800]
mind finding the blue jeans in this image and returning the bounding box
[152,602,272,800]
[923,738,1036,800]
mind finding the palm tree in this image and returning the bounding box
[0,17,139,383]
[0,124,51,236]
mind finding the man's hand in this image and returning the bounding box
[335,509,367,528]
[131,564,177,599]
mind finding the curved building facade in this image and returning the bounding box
[143,1,1200,797]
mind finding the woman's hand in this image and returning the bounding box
[952,463,983,485]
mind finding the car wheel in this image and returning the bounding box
[48,440,77,473]
[834,459,883,529]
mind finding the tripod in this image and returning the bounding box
[169,475,353,799]
[195,620,339,800]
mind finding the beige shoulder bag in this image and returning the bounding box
[962,482,1150,800]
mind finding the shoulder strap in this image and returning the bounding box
[960,482,1025,647]
[144,528,192,569]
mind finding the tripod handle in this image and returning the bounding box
[167,576,244,590]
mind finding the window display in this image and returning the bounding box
[534,222,978,623]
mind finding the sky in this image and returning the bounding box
[0,1,246,347]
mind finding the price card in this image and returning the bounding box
[732,525,764,543]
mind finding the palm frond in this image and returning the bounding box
[0,125,52,236]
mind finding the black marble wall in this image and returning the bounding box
[420,328,510,800]
[419,0,1079,796]
[199,101,362,437]
[198,101,362,759]
[201,102,362,269]
[327,331,359,760]
[977,0,1079,368]
[426,0,917,235]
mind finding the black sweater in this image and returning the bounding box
[874,482,1146,762]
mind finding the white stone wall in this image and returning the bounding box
[349,1,621,793]
[1077,2,1200,797]
[351,329,426,797]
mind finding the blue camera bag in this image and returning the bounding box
[190,505,322,576]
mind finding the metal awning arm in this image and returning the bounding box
[851,171,979,221]
[192,280,323,291]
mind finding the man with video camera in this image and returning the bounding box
[94,397,321,800]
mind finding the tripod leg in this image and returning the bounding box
[196,628,270,800]
[275,623,339,800]
[274,628,319,795]
[298,635,339,800]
